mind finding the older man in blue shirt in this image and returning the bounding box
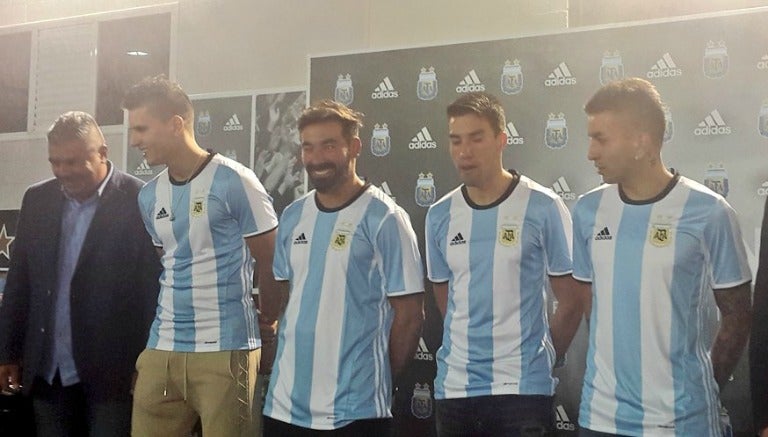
[0,111,161,437]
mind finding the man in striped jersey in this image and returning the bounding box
[425,92,584,436]
[574,78,752,436]
[263,100,424,436]
[123,76,281,436]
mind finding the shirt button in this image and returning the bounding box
[47,289,52,296]
[40,328,45,333]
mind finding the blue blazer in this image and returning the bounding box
[0,169,161,401]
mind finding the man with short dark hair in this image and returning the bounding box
[0,111,161,436]
[574,78,752,436]
[425,92,583,436]
[124,76,280,436]
[263,100,424,436]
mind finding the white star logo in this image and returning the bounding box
[0,224,15,260]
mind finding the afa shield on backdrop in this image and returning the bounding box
[415,172,436,207]
[417,67,438,101]
[704,163,729,198]
[599,51,625,85]
[545,113,568,149]
[500,59,523,95]
[335,74,354,106]
[370,123,391,157]
[703,40,729,79]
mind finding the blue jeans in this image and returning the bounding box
[435,394,553,437]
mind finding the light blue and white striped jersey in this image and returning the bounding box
[572,175,751,436]
[264,184,424,430]
[425,174,573,400]
[138,153,278,352]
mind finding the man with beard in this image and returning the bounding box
[263,100,424,436]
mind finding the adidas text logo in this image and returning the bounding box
[293,232,308,245]
[552,176,576,201]
[646,53,683,78]
[505,122,524,145]
[555,405,576,431]
[758,181,768,196]
[156,207,169,220]
[371,77,399,99]
[455,70,486,93]
[413,337,434,361]
[450,232,467,246]
[134,159,153,176]
[595,227,612,240]
[223,114,244,131]
[694,110,731,136]
[409,127,438,150]
[545,62,576,86]
[758,54,768,70]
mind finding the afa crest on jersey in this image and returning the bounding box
[498,224,520,247]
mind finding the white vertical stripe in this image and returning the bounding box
[154,174,177,351]
[188,166,221,349]
[444,193,472,396]
[308,197,371,424]
[490,187,530,393]
[589,188,621,432]
[639,190,685,430]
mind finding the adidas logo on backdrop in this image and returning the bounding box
[552,177,576,201]
[505,122,524,145]
[409,127,438,150]
[694,110,732,136]
[371,77,399,99]
[455,70,486,93]
[223,114,244,131]
[545,62,576,87]
[646,53,683,78]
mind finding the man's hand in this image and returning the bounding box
[0,364,21,393]
[259,317,278,375]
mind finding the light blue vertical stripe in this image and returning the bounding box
[171,183,195,347]
[518,194,552,394]
[263,199,305,418]
[289,211,337,424]
[432,198,452,399]
[334,201,391,422]
[210,168,247,347]
[671,191,708,436]
[576,191,602,429]
[465,208,497,394]
[612,204,651,433]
